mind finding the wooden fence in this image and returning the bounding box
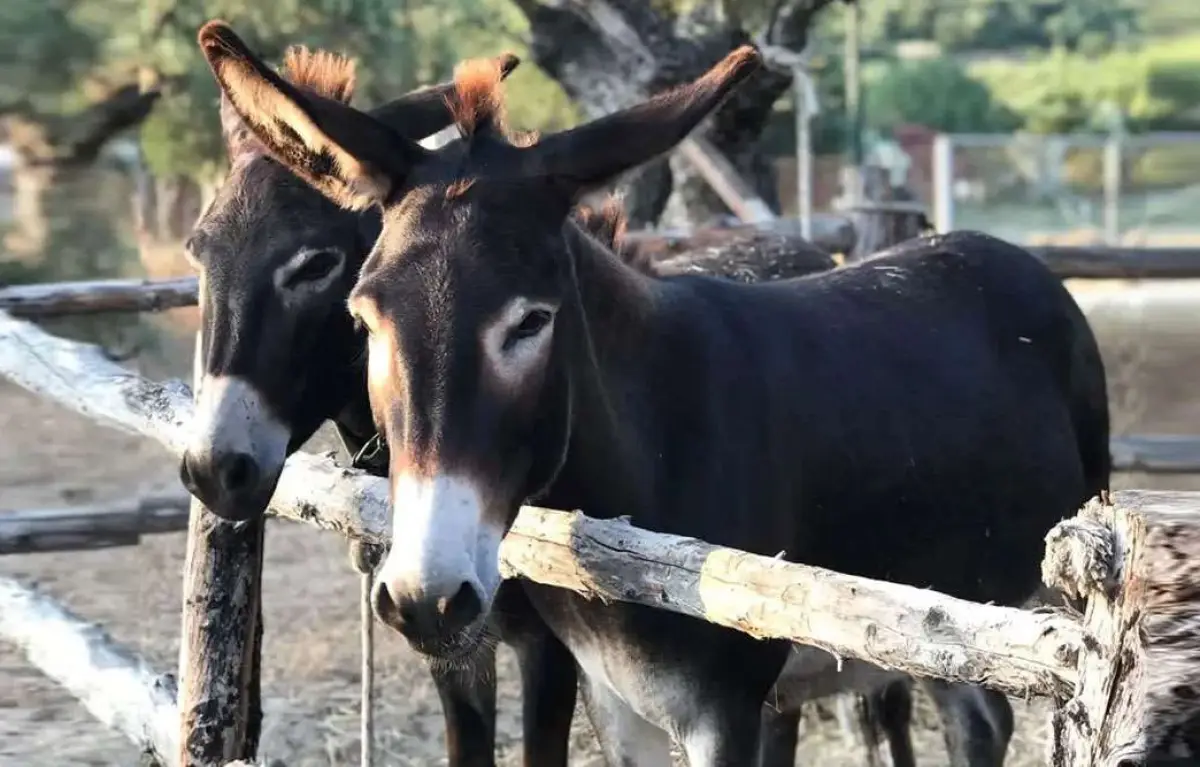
[1,233,1199,767]
[3,239,1200,321]
[1,308,1199,766]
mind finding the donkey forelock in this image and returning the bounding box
[446,56,538,148]
[573,195,656,275]
[282,45,357,104]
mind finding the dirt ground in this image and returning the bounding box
[1,281,1198,767]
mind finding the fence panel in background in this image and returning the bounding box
[931,132,1200,247]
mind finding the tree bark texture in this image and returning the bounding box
[513,0,844,227]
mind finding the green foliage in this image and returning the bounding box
[0,0,102,114]
[809,53,851,155]
[841,0,1140,54]
[0,0,579,182]
[971,41,1200,134]
[864,58,1020,134]
[130,0,581,180]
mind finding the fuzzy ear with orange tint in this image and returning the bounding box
[218,90,264,164]
[369,53,520,143]
[197,20,427,211]
[523,45,762,198]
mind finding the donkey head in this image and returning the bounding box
[181,35,518,521]
[199,18,760,655]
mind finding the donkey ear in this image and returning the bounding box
[522,45,762,196]
[218,89,262,163]
[197,20,427,211]
[369,54,520,142]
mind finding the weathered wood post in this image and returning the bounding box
[177,332,265,766]
[1043,491,1200,765]
[846,165,930,262]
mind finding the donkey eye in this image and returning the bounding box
[282,249,343,290]
[505,309,553,349]
[183,234,205,271]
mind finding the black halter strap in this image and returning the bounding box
[351,431,389,474]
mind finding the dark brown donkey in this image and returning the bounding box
[200,22,1109,767]
[178,46,576,767]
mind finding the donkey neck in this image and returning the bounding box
[538,226,658,519]
[328,211,385,464]
[561,222,654,364]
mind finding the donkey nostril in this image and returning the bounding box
[217,452,258,494]
[372,580,421,639]
[439,581,482,635]
[179,455,198,495]
[371,580,399,626]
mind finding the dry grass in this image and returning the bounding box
[1,280,1197,765]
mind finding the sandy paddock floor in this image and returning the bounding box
[1,282,1198,766]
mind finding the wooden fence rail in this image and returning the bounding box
[0,277,199,318]
[0,495,190,555]
[3,308,1200,765]
[2,239,1200,320]
[0,576,179,764]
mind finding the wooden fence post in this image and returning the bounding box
[178,503,266,766]
[1043,492,1200,765]
[177,335,265,766]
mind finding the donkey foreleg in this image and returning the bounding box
[921,680,1013,767]
[512,626,578,767]
[579,673,672,767]
[429,643,499,767]
[757,707,800,767]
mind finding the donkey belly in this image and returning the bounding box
[525,582,791,731]
[767,645,908,714]
[791,371,1088,610]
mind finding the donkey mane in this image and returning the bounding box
[281,45,356,104]
[572,196,655,276]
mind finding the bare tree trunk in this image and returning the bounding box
[2,83,162,264]
[512,0,842,227]
[132,170,212,335]
[5,161,59,260]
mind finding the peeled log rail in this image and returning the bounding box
[1110,434,1200,475]
[0,576,179,765]
[0,309,389,541]
[2,243,1198,320]
[1031,245,1200,280]
[502,508,1082,698]
[0,309,1081,697]
[0,495,191,555]
[0,276,198,318]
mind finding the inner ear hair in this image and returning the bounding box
[198,20,403,211]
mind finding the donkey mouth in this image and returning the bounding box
[402,622,490,664]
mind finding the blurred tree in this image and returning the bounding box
[1,0,849,258]
[865,58,1020,135]
[0,0,160,261]
[510,0,850,226]
[847,0,1139,54]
